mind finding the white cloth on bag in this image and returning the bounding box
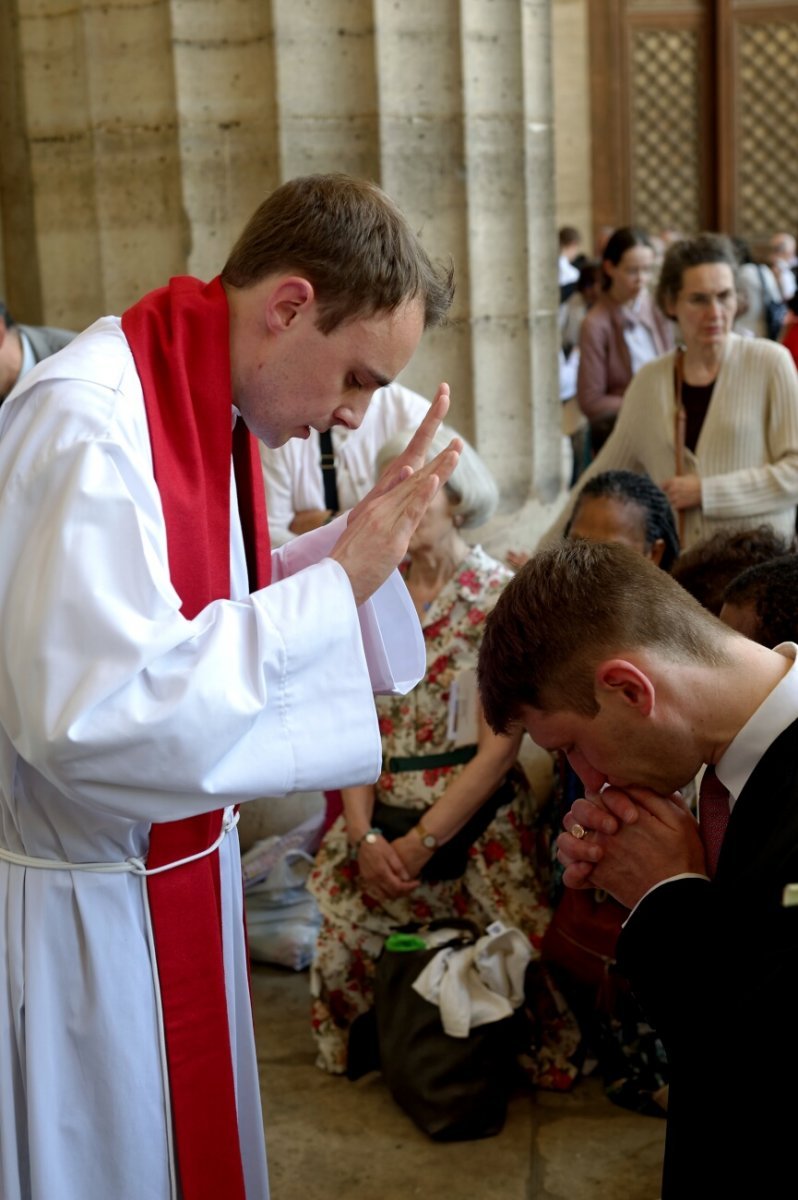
[412,922,532,1038]
[0,318,425,1200]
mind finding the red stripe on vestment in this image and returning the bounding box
[123,276,270,1199]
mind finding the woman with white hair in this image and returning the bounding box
[308,428,578,1085]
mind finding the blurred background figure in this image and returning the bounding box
[308,425,579,1088]
[577,227,672,455]
[733,237,786,341]
[558,225,584,299]
[0,300,74,404]
[565,469,680,572]
[559,260,602,484]
[260,382,429,546]
[548,233,798,553]
[769,232,797,304]
[671,525,793,616]
[720,554,798,647]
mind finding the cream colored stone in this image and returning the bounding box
[171,0,280,281]
[552,0,592,238]
[2,0,568,533]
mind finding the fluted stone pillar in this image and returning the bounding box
[170,0,280,282]
[374,0,473,440]
[0,0,565,538]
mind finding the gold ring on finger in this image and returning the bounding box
[570,823,587,840]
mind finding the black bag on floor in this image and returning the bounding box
[368,920,522,1141]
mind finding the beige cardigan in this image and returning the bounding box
[549,334,798,550]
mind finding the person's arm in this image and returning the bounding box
[272,387,461,694]
[0,378,454,822]
[389,712,523,880]
[577,311,623,422]
[700,345,798,519]
[259,439,303,546]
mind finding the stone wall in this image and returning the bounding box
[0,0,575,549]
[552,0,591,241]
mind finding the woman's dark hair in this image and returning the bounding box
[722,554,798,648]
[656,232,739,317]
[600,227,652,291]
[578,260,601,293]
[670,525,792,615]
[565,469,681,572]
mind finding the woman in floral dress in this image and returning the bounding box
[308,429,578,1087]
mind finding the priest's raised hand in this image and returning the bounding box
[330,382,462,606]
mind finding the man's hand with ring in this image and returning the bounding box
[557,788,641,887]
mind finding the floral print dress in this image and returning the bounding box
[308,546,579,1085]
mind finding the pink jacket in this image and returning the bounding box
[577,292,673,422]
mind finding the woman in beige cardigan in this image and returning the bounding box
[556,233,798,550]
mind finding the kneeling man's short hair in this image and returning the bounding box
[477,540,731,733]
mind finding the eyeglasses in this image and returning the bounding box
[680,289,736,309]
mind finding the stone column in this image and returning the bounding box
[374,0,472,438]
[272,0,380,180]
[170,0,280,281]
[0,0,565,540]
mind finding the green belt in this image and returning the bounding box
[383,745,478,773]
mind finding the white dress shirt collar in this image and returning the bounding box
[716,643,798,810]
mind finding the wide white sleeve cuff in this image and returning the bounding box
[271,514,425,695]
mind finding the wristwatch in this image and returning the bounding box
[414,820,438,850]
[353,827,382,853]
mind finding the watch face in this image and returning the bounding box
[365,832,380,846]
[422,834,437,849]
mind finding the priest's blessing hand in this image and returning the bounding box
[330,383,462,606]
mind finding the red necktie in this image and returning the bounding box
[699,766,730,878]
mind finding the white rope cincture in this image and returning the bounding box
[0,806,241,1200]
[0,807,240,875]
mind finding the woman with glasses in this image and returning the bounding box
[576,227,673,454]
[558,233,798,550]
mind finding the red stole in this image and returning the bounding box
[122,276,270,1200]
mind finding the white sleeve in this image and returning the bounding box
[271,514,426,694]
[0,416,399,822]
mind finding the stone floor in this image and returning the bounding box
[253,964,665,1200]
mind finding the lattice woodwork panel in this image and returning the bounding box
[736,21,798,240]
[628,27,701,233]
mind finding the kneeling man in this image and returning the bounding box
[477,539,798,1199]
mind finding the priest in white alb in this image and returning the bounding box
[0,174,457,1200]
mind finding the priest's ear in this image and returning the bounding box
[264,277,315,334]
[594,659,655,716]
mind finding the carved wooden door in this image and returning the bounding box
[589,0,798,248]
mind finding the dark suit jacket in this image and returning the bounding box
[19,322,75,365]
[618,719,798,1197]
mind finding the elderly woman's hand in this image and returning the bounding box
[358,835,420,902]
[390,831,435,881]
